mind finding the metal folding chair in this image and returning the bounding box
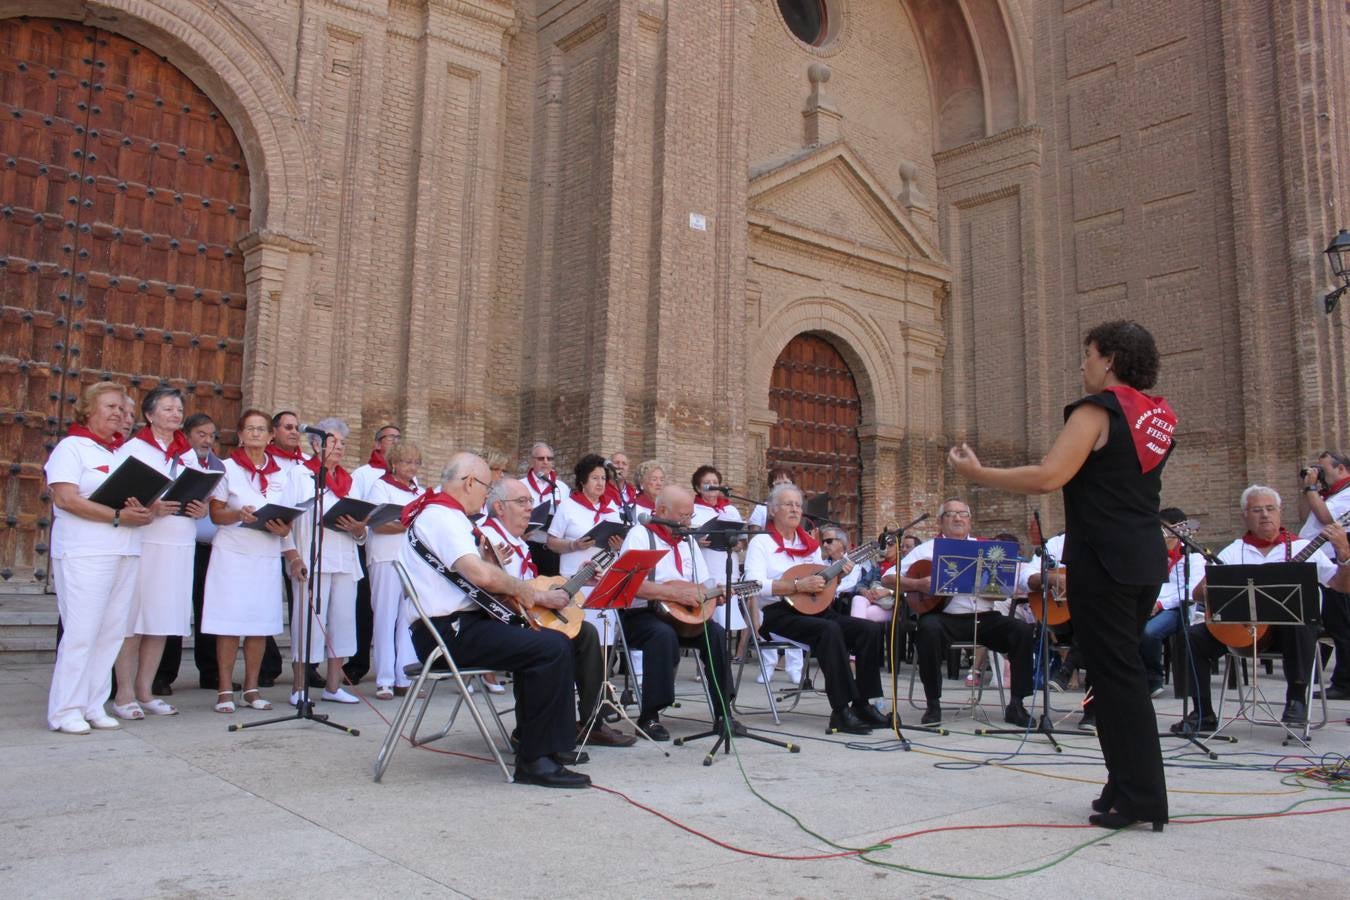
[372,561,513,783]
[907,642,1006,716]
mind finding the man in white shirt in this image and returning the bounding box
[1140,507,1207,697]
[1298,450,1350,700]
[1172,485,1350,733]
[524,441,568,576]
[897,499,1035,727]
[399,453,588,788]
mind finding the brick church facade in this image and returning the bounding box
[2,0,1348,584]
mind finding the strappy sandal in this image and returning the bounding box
[112,701,145,720]
[375,685,394,700]
[214,691,236,713]
[239,689,272,711]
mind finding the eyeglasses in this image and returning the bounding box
[941,511,972,519]
[503,496,533,506]
[533,455,554,462]
[463,475,491,490]
[821,538,841,545]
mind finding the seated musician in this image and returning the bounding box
[480,476,634,748]
[1020,530,1093,727]
[898,499,1035,727]
[618,486,743,741]
[1140,507,1207,698]
[743,483,888,735]
[398,453,589,788]
[1171,485,1350,734]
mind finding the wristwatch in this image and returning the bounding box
[112,510,121,527]
[1303,485,1319,493]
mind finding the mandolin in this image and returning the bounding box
[524,548,618,639]
[780,526,898,616]
[654,580,761,638]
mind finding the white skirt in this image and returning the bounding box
[201,546,284,637]
[127,541,194,636]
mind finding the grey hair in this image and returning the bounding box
[1240,485,1281,512]
[440,456,466,485]
[821,525,848,544]
[767,481,803,511]
[306,417,349,451]
[635,459,668,485]
[530,441,553,455]
[485,477,515,511]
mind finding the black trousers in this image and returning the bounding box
[916,610,1034,704]
[511,621,604,723]
[760,602,883,711]
[1320,588,1350,689]
[344,544,373,681]
[1185,621,1318,713]
[620,608,732,718]
[1067,548,1168,821]
[412,612,576,764]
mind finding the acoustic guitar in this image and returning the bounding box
[1026,566,1070,626]
[780,525,898,616]
[1205,510,1350,651]
[901,559,948,615]
[654,580,760,638]
[524,548,618,639]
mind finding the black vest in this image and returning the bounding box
[1061,391,1170,586]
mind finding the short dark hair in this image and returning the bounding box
[272,410,298,428]
[1318,450,1350,470]
[1159,506,1187,525]
[574,453,607,489]
[141,384,184,419]
[184,412,216,434]
[691,465,723,491]
[1083,320,1160,390]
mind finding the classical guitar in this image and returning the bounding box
[1026,566,1070,626]
[654,579,760,638]
[901,559,948,615]
[1205,510,1350,651]
[780,526,898,616]
[525,548,618,639]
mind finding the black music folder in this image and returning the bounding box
[89,456,171,509]
[526,501,555,542]
[321,498,374,531]
[697,519,744,553]
[162,468,224,514]
[583,520,630,547]
[239,503,306,532]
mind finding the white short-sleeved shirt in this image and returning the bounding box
[901,535,1002,615]
[350,462,386,501]
[114,434,204,547]
[397,504,481,618]
[193,452,226,543]
[282,464,362,576]
[1156,552,1207,611]
[265,445,308,475]
[748,504,768,529]
[1018,533,1066,596]
[743,531,822,606]
[525,470,568,510]
[1298,485,1350,554]
[210,457,295,558]
[1209,537,1340,591]
[45,435,141,558]
[690,500,745,587]
[619,523,704,610]
[364,476,422,563]
[547,494,622,577]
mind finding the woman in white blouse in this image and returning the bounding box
[111,386,209,719]
[283,418,366,705]
[363,441,423,699]
[45,382,156,733]
[202,409,303,712]
[547,453,626,639]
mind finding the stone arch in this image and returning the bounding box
[0,0,317,237]
[902,0,1028,149]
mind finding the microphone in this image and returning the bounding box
[637,512,686,530]
[700,484,731,495]
[299,423,330,438]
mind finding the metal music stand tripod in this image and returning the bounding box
[231,432,358,737]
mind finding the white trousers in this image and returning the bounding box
[757,646,804,683]
[368,561,417,688]
[290,572,357,664]
[48,555,137,728]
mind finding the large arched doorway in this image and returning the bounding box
[767,333,864,539]
[0,16,250,586]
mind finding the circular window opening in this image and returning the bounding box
[778,0,829,47]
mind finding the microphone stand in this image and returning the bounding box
[661,518,800,764]
[1157,521,1227,757]
[233,434,358,736]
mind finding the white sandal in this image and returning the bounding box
[239,689,273,710]
[214,692,236,714]
[375,685,394,700]
[140,698,178,716]
[112,701,145,721]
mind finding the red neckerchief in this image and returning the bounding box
[602,482,637,508]
[266,442,306,463]
[527,469,558,501]
[379,472,418,494]
[647,522,685,574]
[879,558,895,576]
[304,453,352,498]
[1322,476,1350,500]
[482,517,537,578]
[1102,386,1177,473]
[66,423,121,453]
[368,449,388,471]
[1242,528,1296,552]
[401,489,460,527]
[1166,542,1184,572]
[770,526,820,558]
[570,490,614,523]
[694,495,729,513]
[229,448,280,494]
[635,492,656,511]
[133,426,191,463]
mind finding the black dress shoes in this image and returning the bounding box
[852,702,891,729]
[920,705,943,725]
[1281,699,1308,725]
[1312,684,1350,701]
[637,716,671,741]
[1078,711,1097,732]
[828,707,872,735]
[1004,701,1033,728]
[514,756,591,788]
[580,722,638,747]
[551,749,590,767]
[1089,810,1165,832]
[1169,709,1217,735]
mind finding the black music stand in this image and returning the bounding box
[1204,562,1320,746]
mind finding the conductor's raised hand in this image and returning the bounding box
[948,442,982,478]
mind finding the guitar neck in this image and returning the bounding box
[820,543,880,580]
[560,550,614,593]
[1292,510,1350,562]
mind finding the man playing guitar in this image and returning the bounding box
[398,452,588,788]
[618,486,743,741]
